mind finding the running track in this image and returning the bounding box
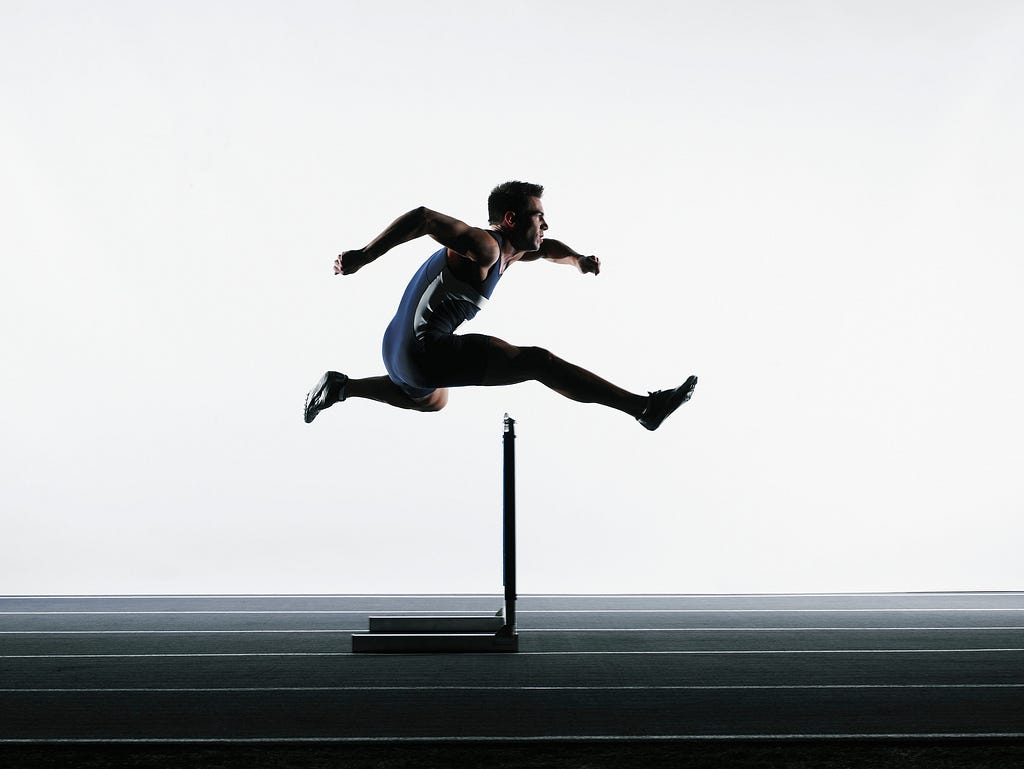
[1,593,1023,743]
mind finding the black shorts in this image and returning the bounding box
[383,325,498,399]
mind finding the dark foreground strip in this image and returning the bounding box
[2,740,1024,769]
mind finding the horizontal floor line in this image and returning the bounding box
[537,609,1024,614]
[3,733,1024,744]
[4,684,1024,693]
[4,627,1024,635]
[4,592,1021,599]
[517,648,1024,656]
[5,648,1024,659]
[4,608,1024,616]
[527,627,1024,632]
[0,630,354,635]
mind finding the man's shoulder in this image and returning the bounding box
[449,226,502,265]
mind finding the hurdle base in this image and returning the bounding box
[352,631,518,653]
[352,612,518,653]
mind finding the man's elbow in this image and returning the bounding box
[419,206,453,239]
[415,206,433,227]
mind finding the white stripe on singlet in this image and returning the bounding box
[412,265,489,336]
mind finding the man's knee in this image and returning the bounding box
[516,346,555,374]
[414,388,448,412]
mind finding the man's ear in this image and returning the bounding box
[501,210,516,229]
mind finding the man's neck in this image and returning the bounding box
[490,225,529,259]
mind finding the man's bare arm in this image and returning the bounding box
[335,207,499,275]
[523,238,601,275]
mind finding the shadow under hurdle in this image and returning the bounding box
[351,414,519,653]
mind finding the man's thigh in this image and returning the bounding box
[420,333,543,387]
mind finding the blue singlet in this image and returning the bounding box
[382,231,505,398]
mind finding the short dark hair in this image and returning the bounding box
[487,180,544,224]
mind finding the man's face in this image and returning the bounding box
[514,196,548,251]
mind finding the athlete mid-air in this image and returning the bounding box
[304,181,696,429]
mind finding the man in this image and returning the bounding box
[304,181,696,430]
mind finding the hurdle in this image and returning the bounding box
[351,414,519,653]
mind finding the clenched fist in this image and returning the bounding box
[578,254,601,275]
[335,249,373,275]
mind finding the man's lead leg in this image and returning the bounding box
[465,335,697,429]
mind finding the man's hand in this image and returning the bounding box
[335,249,373,275]
[578,254,601,275]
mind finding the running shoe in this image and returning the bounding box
[304,371,348,423]
[637,375,698,431]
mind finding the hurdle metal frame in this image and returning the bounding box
[351,414,519,652]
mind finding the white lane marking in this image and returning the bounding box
[526,626,1024,632]
[537,609,1024,614]
[4,648,1024,659]
[4,592,1022,598]
[0,630,353,634]
[511,648,1024,656]
[0,653,351,659]
[1,614,385,618]
[3,607,1024,615]
[3,626,1024,634]
[3,684,1024,693]
[2,733,1024,743]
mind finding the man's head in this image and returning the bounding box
[488,180,547,251]
[488,181,544,225]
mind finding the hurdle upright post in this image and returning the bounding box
[501,413,516,638]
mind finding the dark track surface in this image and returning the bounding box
[2,593,1023,743]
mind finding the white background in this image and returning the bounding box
[3,1,1022,595]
